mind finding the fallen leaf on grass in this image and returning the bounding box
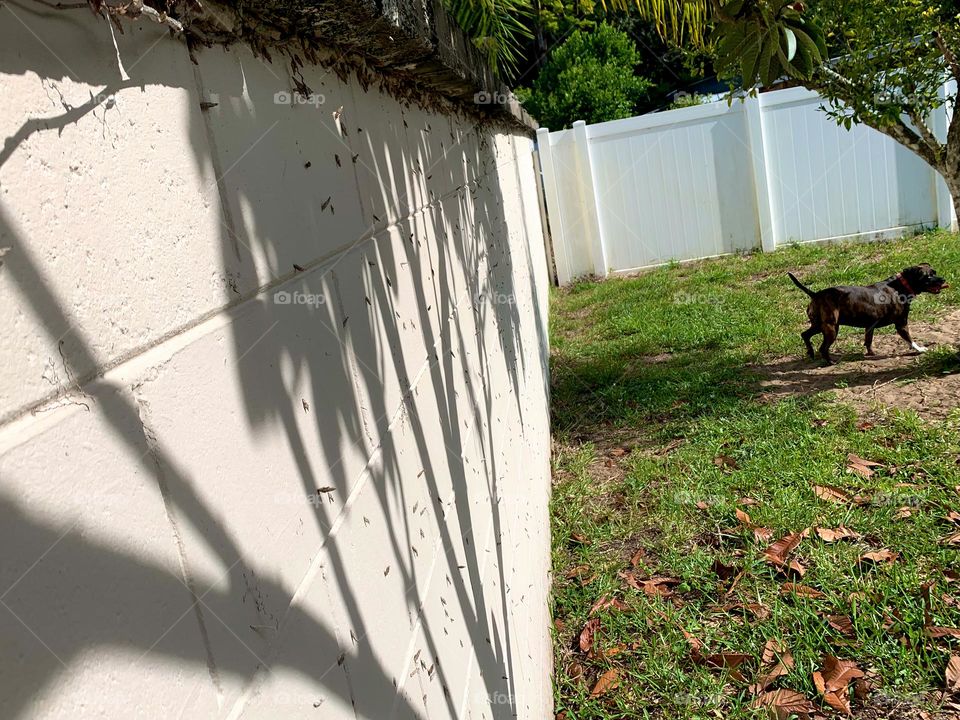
[714,455,738,470]
[856,421,875,431]
[712,559,739,581]
[943,530,960,546]
[763,531,809,575]
[579,618,599,652]
[724,601,771,620]
[609,447,627,457]
[629,548,646,567]
[589,668,619,697]
[569,532,589,546]
[589,594,628,616]
[781,583,825,599]
[826,614,856,637]
[736,509,773,542]
[814,484,852,504]
[750,639,795,694]
[619,571,680,597]
[859,549,899,566]
[812,656,864,715]
[926,626,960,639]
[847,453,884,479]
[816,526,861,542]
[894,506,914,520]
[947,656,960,691]
[739,497,760,506]
[698,652,752,682]
[751,689,815,719]
[946,511,960,523]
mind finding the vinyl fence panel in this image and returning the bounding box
[539,84,953,285]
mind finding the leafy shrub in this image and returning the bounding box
[517,23,651,129]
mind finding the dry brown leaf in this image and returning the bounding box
[813,656,864,715]
[589,668,619,697]
[943,530,960,546]
[826,614,855,637]
[695,500,710,510]
[722,601,771,620]
[619,571,680,597]
[569,532,589,546]
[859,549,899,566]
[579,618,599,652]
[947,656,960,691]
[946,511,960,523]
[751,689,816,719]
[781,583,825,599]
[763,531,807,573]
[750,639,795,694]
[566,564,591,579]
[589,594,628,616]
[926,626,960,639]
[714,454,738,470]
[712,559,739,581]
[629,548,646,567]
[856,421,875,431]
[894,506,914,520]
[813,484,852,504]
[739,497,760,506]
[735,508,774,542]
[847,453,884,479]
[816,526,861,543]
[609,447,627,457]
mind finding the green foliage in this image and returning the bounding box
[444,0,533,77]
[809,0,958,139]
[517,23,652,129]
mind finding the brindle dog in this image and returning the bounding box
[788,264,948,364]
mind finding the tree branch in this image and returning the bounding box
[869,116,941,169]
[934,30,960,84]
[907,108,944,163]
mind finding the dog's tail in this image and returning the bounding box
[787,272,816,297]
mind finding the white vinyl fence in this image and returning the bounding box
[538,84,958,285]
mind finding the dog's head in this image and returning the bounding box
[900,263,948,294]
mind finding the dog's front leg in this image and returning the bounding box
[895,324,927,353]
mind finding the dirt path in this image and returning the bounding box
[758,309,960,420]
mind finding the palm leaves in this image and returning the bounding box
[444,0,534,78]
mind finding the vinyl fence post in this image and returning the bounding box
[536,127,573,285]
[572,120,608,278]
[934,79,958,232]
[744,93,778,252]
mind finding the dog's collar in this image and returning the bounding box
[894,272,916,297]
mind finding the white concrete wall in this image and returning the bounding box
[0,4,552,719]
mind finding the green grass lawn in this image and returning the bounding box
[551,231,960,719]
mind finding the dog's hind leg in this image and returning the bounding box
[819,324,838,365]
[895,324,927,353]
[801,325,819,359]
[864,325,876,356]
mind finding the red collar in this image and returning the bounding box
[895,272,916,296]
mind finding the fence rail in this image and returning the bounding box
[538,84,957,285]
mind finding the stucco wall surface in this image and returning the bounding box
[0,4,552,718]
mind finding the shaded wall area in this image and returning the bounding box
[0,3,551,718]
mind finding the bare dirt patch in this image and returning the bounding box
[757,310,960,420]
